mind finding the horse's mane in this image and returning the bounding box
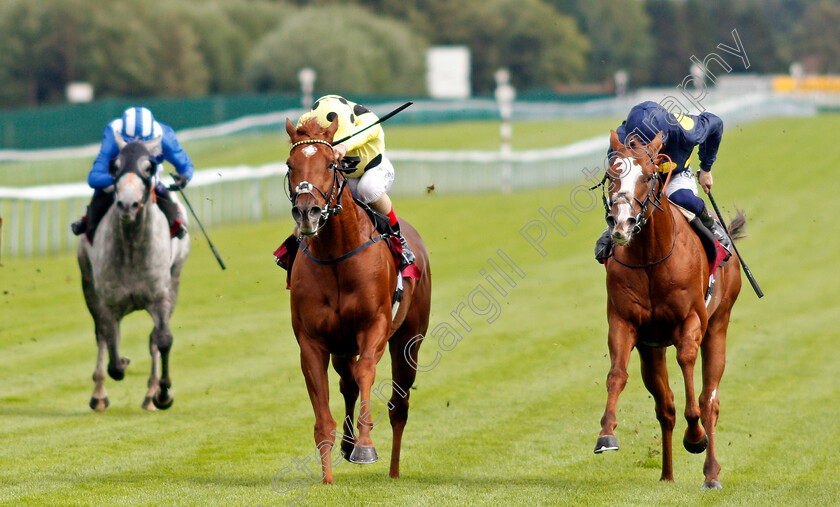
[295,117,333,142]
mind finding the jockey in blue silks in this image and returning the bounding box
[72,107,194,240]
[595,100,730,263]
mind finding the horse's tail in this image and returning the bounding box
[728,206,747,242]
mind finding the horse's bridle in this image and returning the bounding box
[593,152,676,268]
[285,139,347,236]
[113,152,155,213]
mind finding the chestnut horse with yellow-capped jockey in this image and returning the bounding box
[283,116,431,483]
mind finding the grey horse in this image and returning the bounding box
[77,134,190,411]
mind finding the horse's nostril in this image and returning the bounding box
[291,207,302,221]
[116,201,125,210]
[627,216,637,225]
[309,207,322,219]
[131,202,139,209]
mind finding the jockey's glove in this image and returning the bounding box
[169,173,189,191]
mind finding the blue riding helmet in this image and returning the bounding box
[120,107,159,142]
[624,103,671,145]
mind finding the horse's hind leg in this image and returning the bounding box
[638,344,676,481]
[331,355,359,460]
[595,317,636,453]
[386,331,421,479]
[148,301,174,410]
[698,312,730,489]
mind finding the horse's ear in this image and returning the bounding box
[325,116,339,143]
[609,130,622,151]
[114,131,127,150]
[285,118,297,142]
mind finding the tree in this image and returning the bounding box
[0,0,87,106]
[794,0,840,73]
[555,0,653,86]
[418,0,588,92]
[243,5,427,95]
[644,0,692,86]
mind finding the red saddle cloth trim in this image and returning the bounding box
[386,235,421,280]
[274,233,419,290]
[709,239,727,277]
[273,242,293,290]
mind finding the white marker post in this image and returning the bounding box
[495,69,515,193]
[298,68,316,109]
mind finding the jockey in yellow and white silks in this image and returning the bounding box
[296,95,414,268]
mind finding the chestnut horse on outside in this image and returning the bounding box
[594,130,744,489]
[284,118,431,483]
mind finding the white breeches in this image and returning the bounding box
[346,156,395,204]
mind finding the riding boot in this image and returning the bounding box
[700,209,731,260]
[155,185,187,239]
[392,220,415,270]
[595,227,612,264]
[72,190,114,240]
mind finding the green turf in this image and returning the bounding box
[1,114,839,505]
[0,117,619,187]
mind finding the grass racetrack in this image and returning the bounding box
[1,114,839,505]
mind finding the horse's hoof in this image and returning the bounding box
[142,397,159,411]
[107,364,125,381]
[702,480,723,489]
[339,448,354,463]
[349,446,378,464]
[594,435,620,453]
[683,433,709,454]
[89,397,109,411]
[152,392,174,410]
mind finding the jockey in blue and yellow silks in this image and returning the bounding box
[595,100,730,263]
[295,94,414,268]
[71,107,194,240]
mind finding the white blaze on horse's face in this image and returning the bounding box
[610,156,644,245]
[114,172,146,223]
[302,145,317,158]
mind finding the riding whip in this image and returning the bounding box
[705,186,763,298]
[169,174,226,270]
[332,102,413,146]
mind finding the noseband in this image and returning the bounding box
[285,139,347,235]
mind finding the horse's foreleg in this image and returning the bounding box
[698,313,730,489]
[595,317,636,453]
[386,331,421,479]
[638,344,676,481]
[143,338,162,411]
[676,313,706,454]
[148,300,174,410]
[349,318,390,465]
[300,341,336,484]
[331,354,359,460]
[90,330,109,411]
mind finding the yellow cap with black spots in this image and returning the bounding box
[295,95,384,178]
[297,95,356,143]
